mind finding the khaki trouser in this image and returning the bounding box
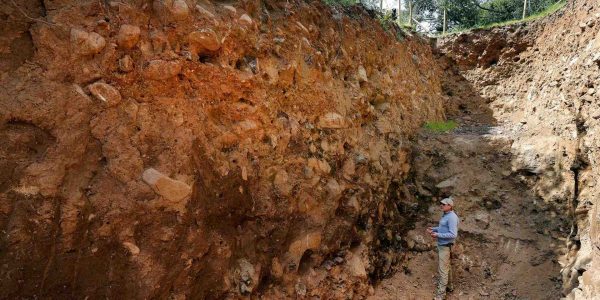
[435,245,454,298]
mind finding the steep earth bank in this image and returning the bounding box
[439,0,600,298]
[0,0,445,298]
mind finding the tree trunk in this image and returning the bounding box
[398,0,402,24]
[380,0,383,11]
[408,0,413,27]
[443,6,447,35]
[522,0,527,19]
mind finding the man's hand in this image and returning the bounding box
[426,227,433,234]
[430,232,438,238]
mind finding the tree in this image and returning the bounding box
[398,0,403,23]
[404,0,436,28]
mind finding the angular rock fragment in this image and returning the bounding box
[346,253,367,278]
[473,210,491,229]
[117,25,141,49]
[237,259,259,294]
[273,169,292,196]
[342,159,355,179]
[142,168,191,201]
[326,178,342,200]
[88,82,122,107]
[271,258,284,279]
[358,65,368,82]
[307,157,331,174]
[436,176,458,188]
[70,28,106,56]
[119,55,134,72]
[278,64,296,87]
[318,112,346,129]
[143,59,182,80]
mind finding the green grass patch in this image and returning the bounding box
[423,120,458,133]
[323,0,357,7]
[436,0,566,37]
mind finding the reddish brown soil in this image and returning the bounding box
[0,0,445,298]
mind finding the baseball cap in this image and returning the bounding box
[440,197,454,206]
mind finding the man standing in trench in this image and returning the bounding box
[427,196,459,300]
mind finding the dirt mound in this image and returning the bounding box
[0,0,445,298]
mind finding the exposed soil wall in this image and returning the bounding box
[439,1,600,298]
[0,0,445,298]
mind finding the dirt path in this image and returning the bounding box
[370,121,565,299]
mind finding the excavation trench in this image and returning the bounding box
[1,0,599,299]
[379,2,600,297]
[371,66,569,299]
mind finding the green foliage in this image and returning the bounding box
[478,0,523,24]
[437,0,480,31]
[378,10,397,30]
[443,0,566,34]
[323,0,358,7]
[423,120,458,133]
[409,0,565,33]
[326,0,565,34]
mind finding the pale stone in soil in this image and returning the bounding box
[143,60,182,80]
[70,28,106,56]
[88,82,122,107]
[117,25,141,49]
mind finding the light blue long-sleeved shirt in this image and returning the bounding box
[432,211,459,246]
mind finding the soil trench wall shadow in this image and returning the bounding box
[436,0,600,297]
[400,44,567,299]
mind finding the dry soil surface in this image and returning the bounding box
[371,118,565,300]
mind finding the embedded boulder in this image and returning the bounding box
[117,25,141,49]
[70,28,106,56]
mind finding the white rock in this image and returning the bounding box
[70,28,106,56]
[88,82,122,107]
[187,29,221,55]
[436,176,458,188]
[239,14,253,26]
[122,241,140,255]
[473,210,491,229]
[223,5,236,14]
[346,254,367,278]
[358,65,368,82]
[318,112,346,129]
[171,0,190,20]
[195,5,216,18]
[142,168,192,203]
[143,59,182,80]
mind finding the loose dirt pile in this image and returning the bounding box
[0,0,445,298]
